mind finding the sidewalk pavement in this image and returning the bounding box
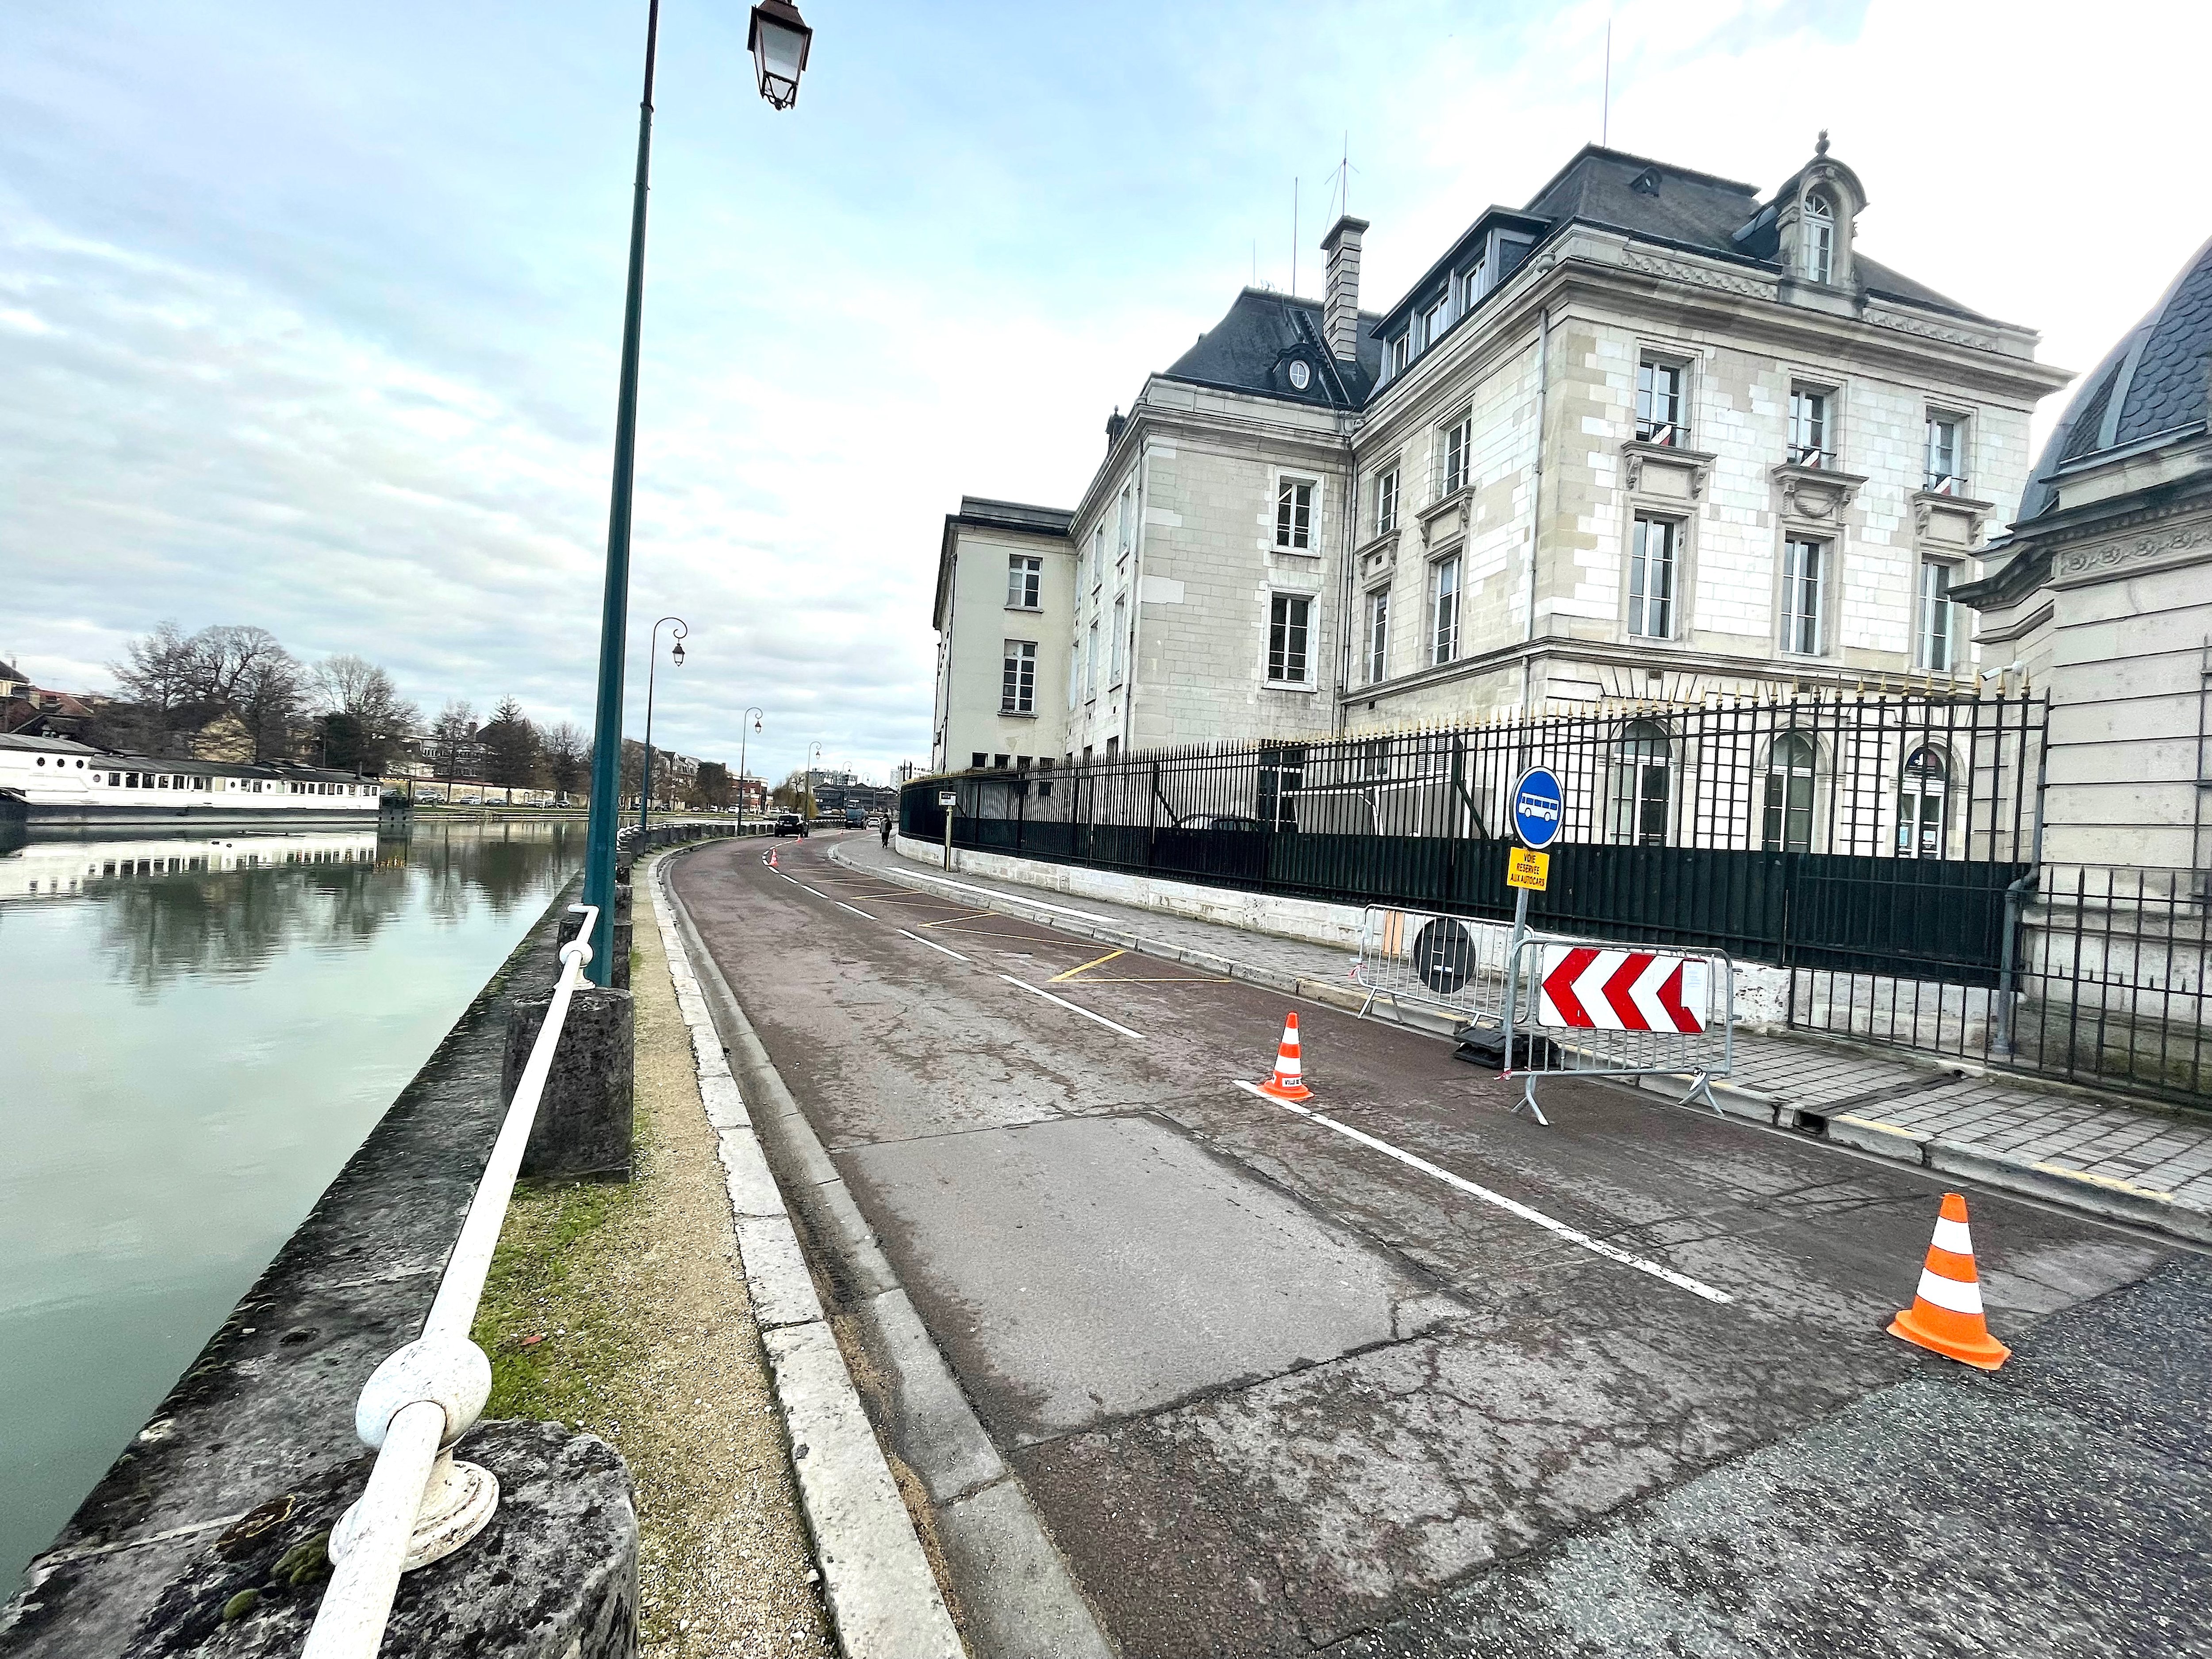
[833,836,2212,1244]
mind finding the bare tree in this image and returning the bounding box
[311,655,419,775]
[538,720,588,802]
[109,620,201,715]
[429,700,477,784]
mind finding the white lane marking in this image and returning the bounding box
[1000,975,1146,1042]
[1232,1081,1732,1305]
[795,881,828,899]
[898,928,971,963]
[835,901,876,920]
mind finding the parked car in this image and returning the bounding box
[774,811,808,838]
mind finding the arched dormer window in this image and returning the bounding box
[1803,192,1835,284]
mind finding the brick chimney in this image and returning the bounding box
[1320,214,1368,362]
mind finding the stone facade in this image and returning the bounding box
[929,499,1077,774]
[934,141,2073,772]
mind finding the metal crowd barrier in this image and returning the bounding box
[1500,935,1736,1125]
[1351,904,1737,1129]
[1351,904,1519,1027]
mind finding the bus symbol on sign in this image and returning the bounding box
[1511,767,1564,850]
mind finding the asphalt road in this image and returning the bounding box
[673,834,2210,1659]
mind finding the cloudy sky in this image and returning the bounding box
[4,0,2207,784]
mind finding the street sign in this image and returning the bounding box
[937,790,957,807]
[1511,767,1564,850]
[1506,847,1550,891]
[1536,945,1707,1032]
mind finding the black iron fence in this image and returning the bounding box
[899,692,2206,1104]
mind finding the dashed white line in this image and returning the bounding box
[1000,975,1147,1042]
[1232,1082,1733,1305]
[835,900,876,920]
[898,929,971,963]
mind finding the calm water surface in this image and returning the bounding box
[0,818,582,1585]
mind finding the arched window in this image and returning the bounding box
[1611,718,1673,846]
[1897,746,1948,858]
[1803,192,1835,284]
[1762,731,1818,852]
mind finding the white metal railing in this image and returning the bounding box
[303,902,599,1659]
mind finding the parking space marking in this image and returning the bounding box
[1001,975,1147,1041]
[920,910,996,929]
[1047,948,1126,983]
[1233,1083,1733,1305]
[898,929,971,963]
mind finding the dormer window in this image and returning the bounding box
[1422,295,1450,348]
[1803,192,1835,284]
[1389,333,1409,377]
[1458,261,1485,312]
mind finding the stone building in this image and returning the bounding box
[932,137,2073,770]
[1956,234,2212,871]
[929,497,1078,773]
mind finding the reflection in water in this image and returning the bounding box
[0,818,582,1585]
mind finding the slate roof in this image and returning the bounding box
[1161,288,1383,411]
[2014,232,2212,521]
[949,496,1075,537]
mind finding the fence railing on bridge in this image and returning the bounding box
[902,690,2207,1106]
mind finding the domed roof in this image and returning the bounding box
[2017,232,2212,521]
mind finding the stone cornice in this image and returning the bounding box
[2049,518,2212,588]
[1624,440,1717,499]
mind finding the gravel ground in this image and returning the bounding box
[473,856,833,1659]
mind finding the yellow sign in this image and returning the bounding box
[1507,848,1550,892]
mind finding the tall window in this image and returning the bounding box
[1919,560,1955,672]
[1117,483,1134,557]
[1068,637,1083,709]
[1423,294,1450,347]
[1375,466,1399,535]
[1267,595,1311,683]
[1804,192,1834,283]
[1430,555,1461,665]
[1275,477,1314,550]
[1109,594,1129,685]
[1084,621,1099,699]
[1781,538,1825,655]
[1001,641,1037,714]
[1628,516,1677,639]
[1090,525,1105,588]
[1611,718,1672,846]
[1925,414,1965,492]
[1006,554,1042,609]
[1389,333,1409,377]
[1458,260,1485,313]
[1366,588,1390,684]
[1898,747,1948,857]
[1636,360,1685,446]
[1761,731,1816,852]
[1788,385,1830,467]
[1440,413,1471,497]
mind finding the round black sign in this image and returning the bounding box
[1413,918,1476,995]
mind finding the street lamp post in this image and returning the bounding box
[639,617,687,833]
[807,740,823,822]
[578,0,814,987]
[739,706,764,819]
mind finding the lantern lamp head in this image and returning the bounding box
[671,640,686,667]
[748,0,812,110]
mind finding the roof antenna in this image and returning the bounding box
[1601,14,1612,146]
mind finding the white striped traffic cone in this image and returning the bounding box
[1888,1192,2010,1371]
[1258,1013,1313,1102]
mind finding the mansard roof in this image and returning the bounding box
[1161,288,1382,411]
[1376,143,1988,338]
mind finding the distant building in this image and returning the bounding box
[0,665,99,741]
[930,497,1079,773]
[1956,234,2212,870]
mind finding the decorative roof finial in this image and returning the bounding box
[1815,128,1830,156]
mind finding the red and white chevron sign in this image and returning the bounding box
[1537,945,1709,1033]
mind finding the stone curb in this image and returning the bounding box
[838,844,2212,1252]
[640,848,964,1659]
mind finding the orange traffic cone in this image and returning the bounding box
[1257,1013,1313,1102]
[768,846,780,869]
[1888,1192,2010,1371]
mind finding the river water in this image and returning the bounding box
[0,818,583,1586]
